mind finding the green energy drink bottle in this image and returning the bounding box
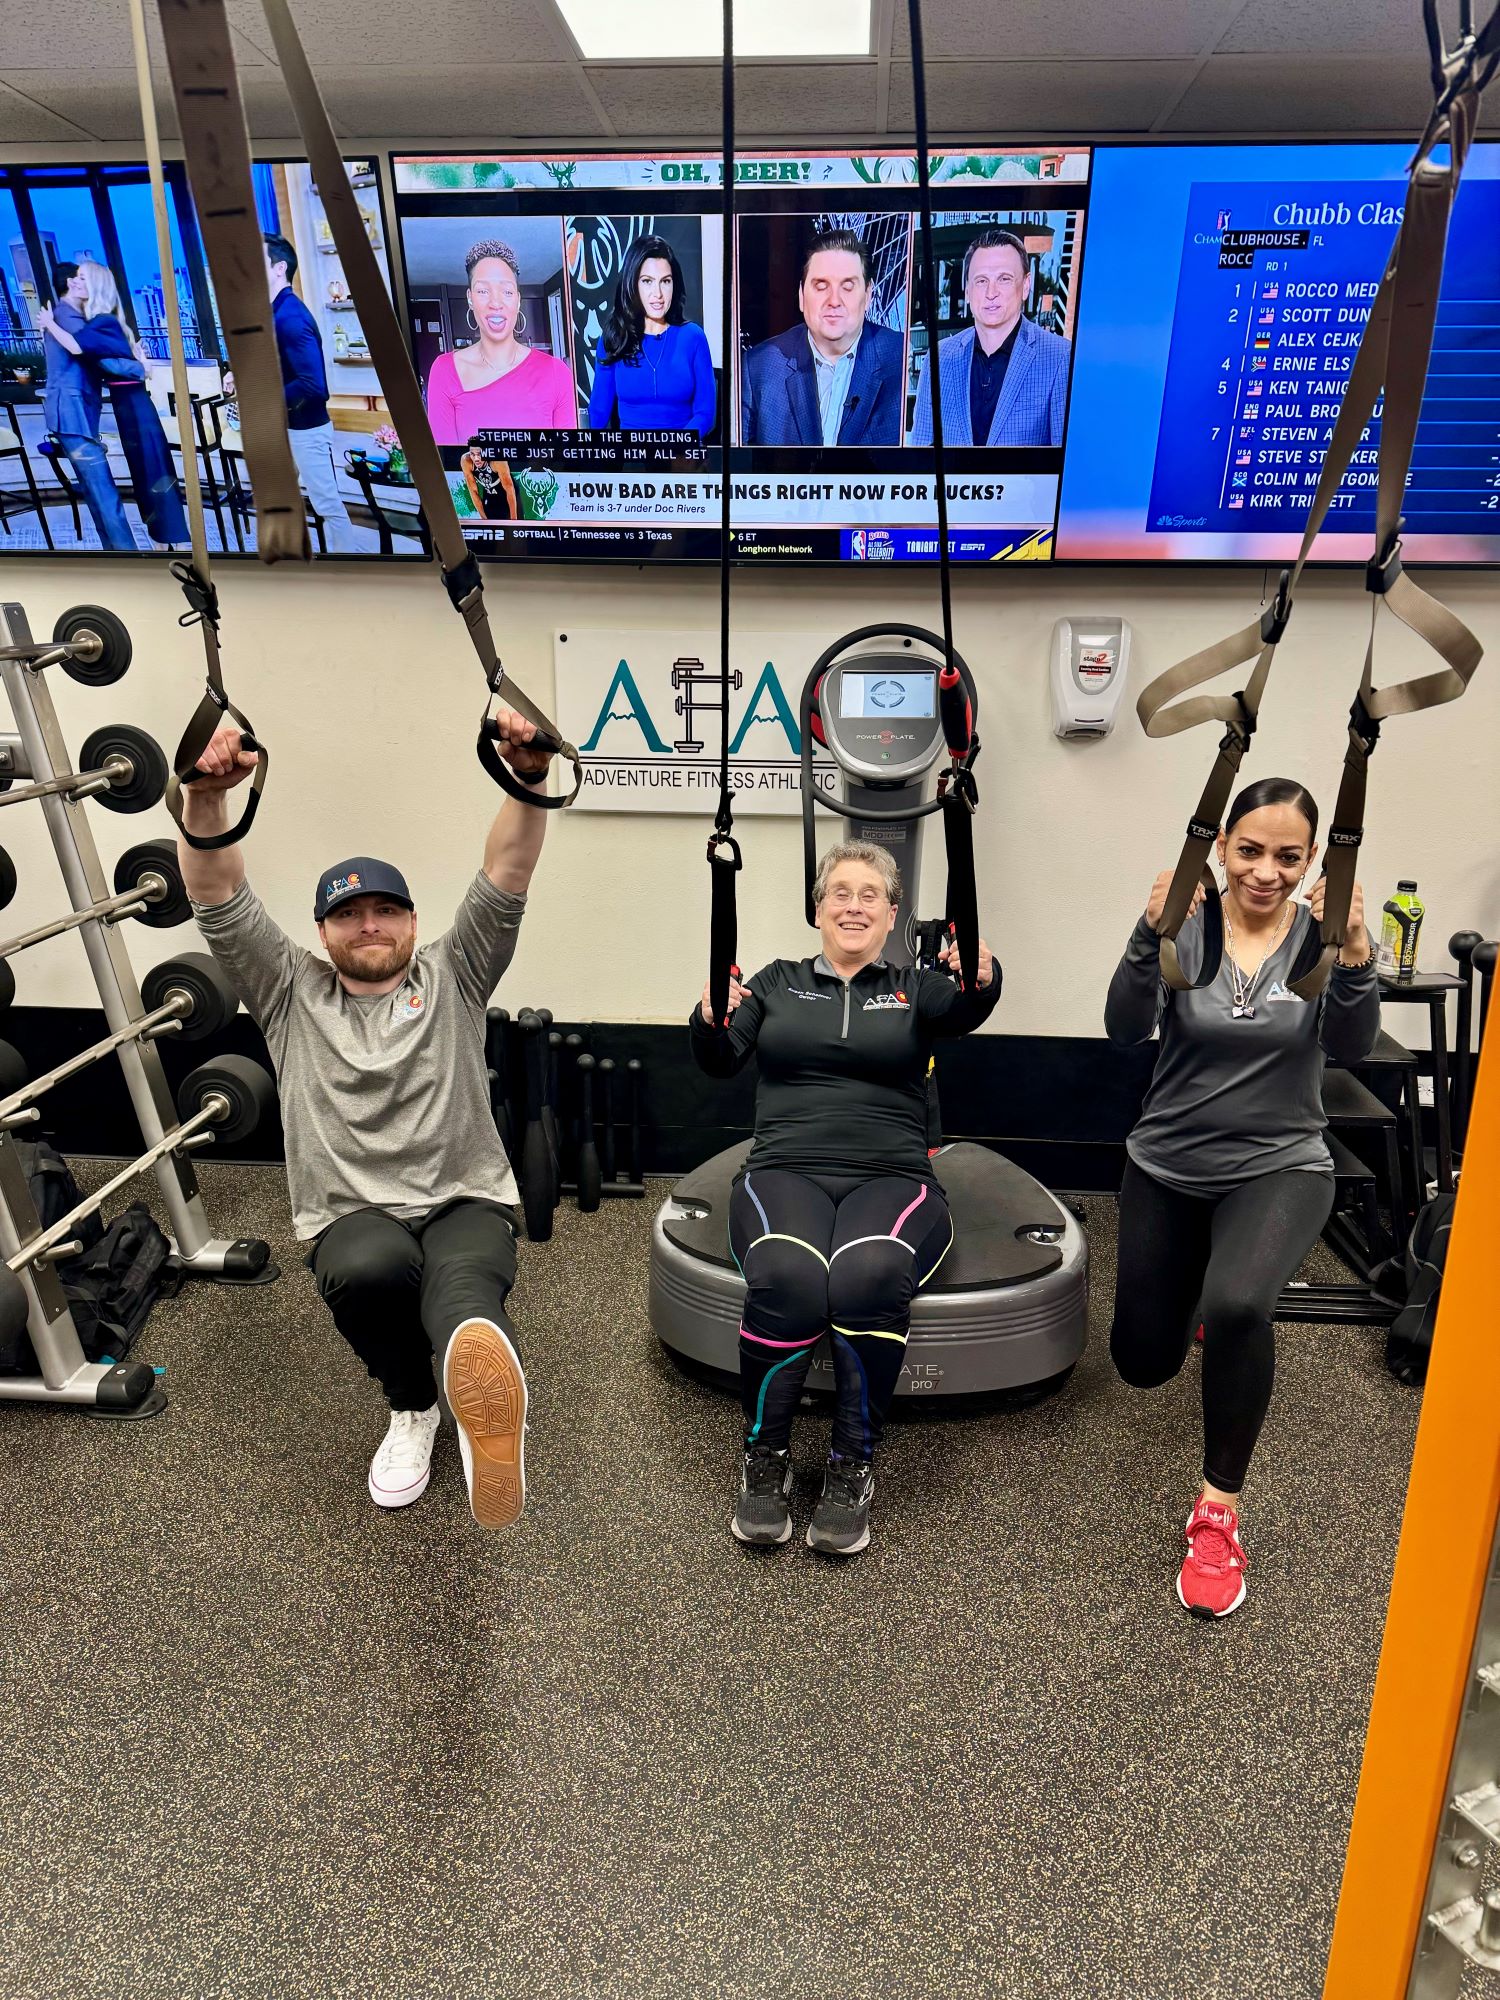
[1378,880,1424,982]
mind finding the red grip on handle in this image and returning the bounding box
[938,665,972,759]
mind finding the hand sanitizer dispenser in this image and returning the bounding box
[1050,617,1131,739]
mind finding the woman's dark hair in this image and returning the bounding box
[601,234,687,364]
[1225,776,1319,844]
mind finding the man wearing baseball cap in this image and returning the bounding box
[177,709,551,1533]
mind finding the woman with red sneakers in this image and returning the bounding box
[1105,777,1379,1619]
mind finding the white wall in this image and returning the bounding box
[2,555,1497,1037]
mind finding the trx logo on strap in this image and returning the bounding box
[1187,819,1218,842]
[1327,826,1363,848]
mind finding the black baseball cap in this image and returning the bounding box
[313,857,414,923]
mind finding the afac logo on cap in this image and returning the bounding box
[326,871,362,901]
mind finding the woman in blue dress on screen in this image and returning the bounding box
[586,235,716,438]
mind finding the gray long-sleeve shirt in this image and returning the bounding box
[192,872,524,1239]
[1105,906,1381,1195]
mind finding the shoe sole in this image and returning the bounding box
[368,1466,432,1510]
[445,1322,527,1530]
[1177,1572,1246,1620]
[805,1523,871,1556]
[730,1513,793,1546]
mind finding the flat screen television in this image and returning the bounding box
[1055,140,1500,565]
[0,156,399,558]
[390,145,1089,565]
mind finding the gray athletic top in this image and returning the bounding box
[192,872,524,1239]
[1105,906,1381,1196]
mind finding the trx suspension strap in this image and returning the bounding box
[706,0,741,1032]
[132,0,270,851]
[1136,0,1497,998]
[908,0,981,994]
[254,0,582,808]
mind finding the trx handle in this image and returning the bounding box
[256,0,581,809]
[153,0,308,562]
[1137,10,1491,996]
[130,0,269,852]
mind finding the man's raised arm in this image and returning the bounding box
[481,708,553,897]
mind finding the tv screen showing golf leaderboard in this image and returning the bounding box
[0,140,1495,565]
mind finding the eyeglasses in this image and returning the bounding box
[824,884,889,908]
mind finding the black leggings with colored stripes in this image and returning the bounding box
[729,1167,953,1462]
[1109,1159,1334,1492]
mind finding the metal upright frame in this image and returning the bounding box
[0,596,272,1416]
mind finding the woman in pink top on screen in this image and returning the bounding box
[424,239,577,442]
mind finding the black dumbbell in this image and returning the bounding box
[78,725,169,815]
[113,840,192,929]
[575,1052,601,1214]
[0,1037,28,1098]
[52,604,132,687]
[598,1057,616,1184]
[626,1057,643,1185]
[175,1053,277,1146]
[516,1011,553,1242]
[140,953,240,1040]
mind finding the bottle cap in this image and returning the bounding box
[1397,879,1418,892]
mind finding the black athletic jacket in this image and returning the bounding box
[689,954,1002,1181]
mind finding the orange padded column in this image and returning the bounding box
[1324,1022,1500,1996]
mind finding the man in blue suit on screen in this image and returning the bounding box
[740,229,904,447]
[908,227,1070,448]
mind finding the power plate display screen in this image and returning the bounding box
[839,672,937,719]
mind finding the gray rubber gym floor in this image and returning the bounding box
[1,1163,1422,2000]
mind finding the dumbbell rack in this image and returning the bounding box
[0,598,272,1419]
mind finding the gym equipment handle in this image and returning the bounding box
[0,996,189,1130]
[0,875,169,962]
[0,757,137,814]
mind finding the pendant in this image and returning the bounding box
[1232,1004,1256,1020]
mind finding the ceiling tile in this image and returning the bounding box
[889,59,1192,133]
[224,0,565,67]
[320,65,605,140]
[1219,0,1438,57]
[1,4,269,71]
[587,62,879,139]
[0,77,96,142]
[1163,54,1451,132]
[0,71,183,144]
[892,0,1241,60]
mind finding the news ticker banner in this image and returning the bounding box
[395,150,1092,195]
[456,438,1057,562]
[553,629,844,814]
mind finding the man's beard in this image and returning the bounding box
[325,934,415,983]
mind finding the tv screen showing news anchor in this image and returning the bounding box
[571,215,718,439]
[735,212,911,448]
[906,211,1077,449]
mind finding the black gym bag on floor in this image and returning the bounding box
[0,1140,180,1373]
[1377,1192,1459,1388]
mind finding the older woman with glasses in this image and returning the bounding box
[690,840,998,1557]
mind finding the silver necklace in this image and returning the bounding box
[1223,903,1291,1020]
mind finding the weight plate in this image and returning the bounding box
[0,1037,28,1098]
[79,725,168,816]
[0,847,15,912]
[141,952,239,1043]
[0,958,14,1013]
[53,604,132,687]
[113,839,191,930]
[177,1053,276,1147]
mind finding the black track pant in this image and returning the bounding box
[729,1168,953,1461]
[309,1200,519,1413]
[1109,1159,1333,1492]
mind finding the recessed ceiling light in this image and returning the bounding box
[555,0,872,61]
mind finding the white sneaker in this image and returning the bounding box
[367,1404,441,1510]
[443,1319,528,1530]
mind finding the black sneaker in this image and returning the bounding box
[806,1456,875,1555]
[731,1446,794,1546]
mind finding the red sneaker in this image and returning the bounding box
[1177,1499,1247,1619]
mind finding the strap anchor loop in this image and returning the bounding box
[1365,521,1406,596]
[1258,567,1293,645]
[707,832,742,871]
[1349,692,1383,753]
[170,559,220,633]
